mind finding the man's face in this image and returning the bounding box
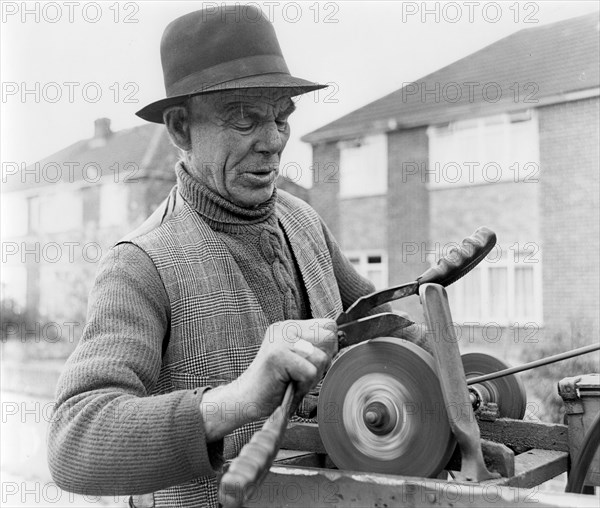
[186,89,295,208]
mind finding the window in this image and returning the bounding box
[346,251,388,290]
[1,194,28,237]
[0,265,27,308]
[39,190,82,233]
[427,111,539,187]
[445,247,542,326]
[27,196,40,233]
[339,134,388,198]
[81,186,100,226]
[100,182,129,228]
[38,265,57,318]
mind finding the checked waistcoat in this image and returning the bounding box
[124,187,343,507]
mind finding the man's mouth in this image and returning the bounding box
[244,169,277,184]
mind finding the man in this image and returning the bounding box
[48,5,407,507]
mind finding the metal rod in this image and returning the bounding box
[467,343,600,385]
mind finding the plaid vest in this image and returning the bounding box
[126,188,343,507]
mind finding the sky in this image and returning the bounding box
[1,1,599,187]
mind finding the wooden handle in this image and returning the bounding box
[218,384,295,508]
[417,227,496,287]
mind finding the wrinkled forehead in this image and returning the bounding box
[189,88,295,117]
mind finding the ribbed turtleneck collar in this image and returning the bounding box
[176,161,278,233]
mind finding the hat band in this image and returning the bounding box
[167,55,290,97]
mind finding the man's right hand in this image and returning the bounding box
[241,318,338,415]
[199,319,337,441]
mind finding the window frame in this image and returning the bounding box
[426,111,540,189]
[27,195,40,234]
[99,180,129,229]
[345,249,388,290]
[445,250,543,327]
[338,133,388,198]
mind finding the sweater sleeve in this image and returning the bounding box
[48,243,222,496]
[319,219,387,313]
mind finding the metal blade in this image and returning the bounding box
[338,312,413,349]
[339,282,419,324]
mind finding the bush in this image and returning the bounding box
[0,299,36,341]
[1,298,80,360]
[521,319,599,423]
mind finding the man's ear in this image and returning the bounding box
[163,105,192,151]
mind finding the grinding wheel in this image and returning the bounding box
[462,352,527,420]
[318,338,456,477]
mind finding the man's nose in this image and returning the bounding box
[254,122,284,155]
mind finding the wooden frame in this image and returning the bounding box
[236,418,598,507]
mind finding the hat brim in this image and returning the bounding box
[136,74,327,124]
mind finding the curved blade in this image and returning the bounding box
[340,284,418,324]
[338,312,413,349]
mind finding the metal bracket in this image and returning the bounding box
[420,283,500,482]
[558,376,584,415]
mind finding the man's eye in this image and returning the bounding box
[233,119,255,132]
[276,120,288,132]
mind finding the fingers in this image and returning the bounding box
[285,352,318,389]
[291,338,315,358]
[245,319,338,414]
[264,319,336,387]
[278,319,337,380]
[284,349,323,404]
[286,327,333,401]
[286,318,338,357]
[290,339,331,381]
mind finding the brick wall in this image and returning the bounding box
[339,196,387,251]
[387,128,430,320]
[430,183,539,248]
[309,142,341,238]
[539,96,600,346]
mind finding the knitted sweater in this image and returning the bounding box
[175,163,310,325]
[48,163,380,503]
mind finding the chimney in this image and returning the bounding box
[90,118,112,148]
[94,118,112,140]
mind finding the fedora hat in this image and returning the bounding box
[136,5,326,123]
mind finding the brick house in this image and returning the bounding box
[304,13,599,358]
[1,118,308,335]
